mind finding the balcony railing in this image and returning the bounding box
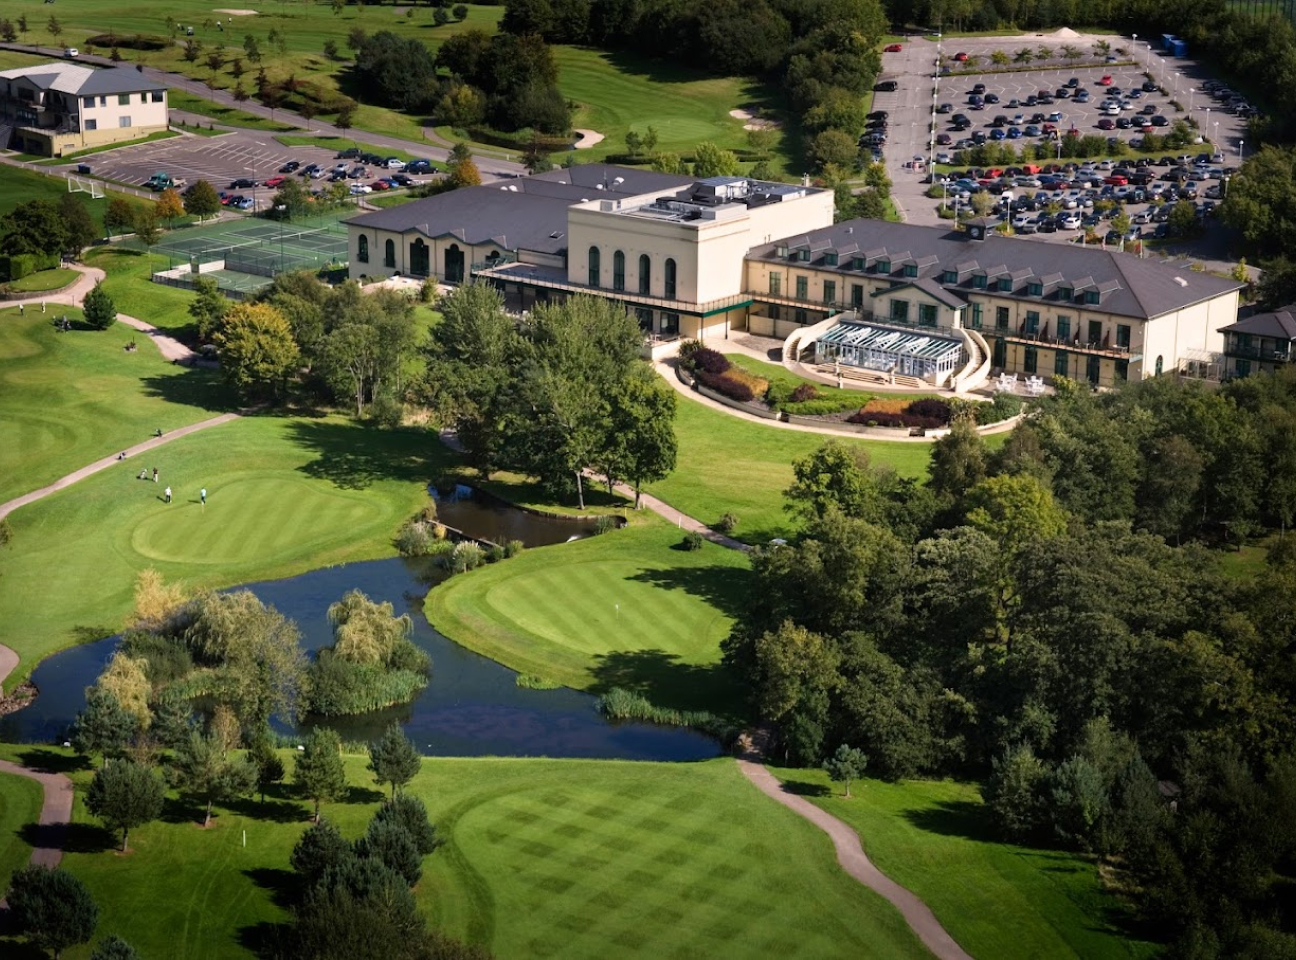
[1224,342,1292,362]
[997,328,1133,357]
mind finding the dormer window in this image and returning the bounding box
[1028,282,1043,296]
[775,244,788,258]
[852,257,865,270]
[903,264,918,278]
[825,252,838,266]
[876,259,891,274]
[941,269,957,284]
[997,278,1012,292]
[798,249,810,262]
[1084,291,1100,305]
[973,274,987,289]
[1059,286,1073,301]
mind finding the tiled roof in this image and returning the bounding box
[1220,308,1296,340]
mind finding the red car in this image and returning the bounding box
[1104,174,1128,185]
[1097,75,1113,85]
[369,179,391,191]
[264,176,286,188]
[1097,118,1115,130]
[884,43,902,52]
[953,51,968,61]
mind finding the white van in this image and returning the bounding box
[64,47,78,58]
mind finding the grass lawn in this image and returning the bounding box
[1,268,80,293]
[645,392,935,543]
[426,516,751,712]
[0,167,152,237]
[0,770,41,894]
[1217,533,1277,580]
[167,90,299,132]
[768,766,1159,960]
[0,414,450,687]
[82,246,202,338]
[0,746,930,960]
[0,305,232,505]
[725,352,901,407]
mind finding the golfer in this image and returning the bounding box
[200,488,207,505]
[164,486,172,504]
[153,467,158,483]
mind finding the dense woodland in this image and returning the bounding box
[723,371,1296,958]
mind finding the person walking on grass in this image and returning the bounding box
[200,487,207,506]
[153,467,158,483]
[164,486,172,504]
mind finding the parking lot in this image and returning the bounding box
[874,31,1252,243]
[52,130,432,210]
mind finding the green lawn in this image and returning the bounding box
[0,770,41,894]
[0,746,929,960]
[725,352,896,406]
[0,415,449,687]
[82,246,202,337]
[275,135,435,166]
[768,767,1159,960]
[426,517,750,711]
[0,305,232,505]
[2,268,80,293]
[0,167,152,237]
[167,90,299,133]
[645,392,934,543]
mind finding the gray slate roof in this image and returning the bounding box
[74,67,167,96]
[0,62,166,95]
[752,220,1243,321]
[346,165,694,257]
[1220,308,1296,340]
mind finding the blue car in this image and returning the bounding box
[1006,127,1022,139]
[989,128,1006,141]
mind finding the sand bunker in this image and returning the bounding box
[214,9,258,16]
[730,107,781,132]
[573,128,605,149]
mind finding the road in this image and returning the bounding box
[0,41,526,180]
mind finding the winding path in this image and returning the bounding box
[738,760,973,960]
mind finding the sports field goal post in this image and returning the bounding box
[67,174,104,199]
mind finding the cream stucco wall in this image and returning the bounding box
[1141,290,1240,379]
[348,225,502,282]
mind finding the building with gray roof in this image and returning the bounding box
[1218,307,1296,379]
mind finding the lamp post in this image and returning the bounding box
[1205,106,1210,142]
[1239,139,1245,164]
[1188,87,1195,117]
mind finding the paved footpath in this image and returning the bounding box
[738,759,974,960]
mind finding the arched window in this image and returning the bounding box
[384,238,395,269]
[613,250,625,292]
[638,254,650,295]
[357,235,369,263]
[588,246,600,288]
[1155,355,1163,376]
[664,258,677,299]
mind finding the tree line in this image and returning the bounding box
[722,370,1296,957]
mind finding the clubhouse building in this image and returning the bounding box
[345,164,1243,389]
[0,61,169,157]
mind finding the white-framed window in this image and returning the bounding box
[119,116,131,128]
[85,119,97,131]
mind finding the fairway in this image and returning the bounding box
[769,767,1158,960]
[0,306,232,504]
[0,746,930,960]
[646,392,936,543]
[0,415,450,686]
[0,770,41,892]
[426,519,750,711]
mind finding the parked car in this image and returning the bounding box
[953,51,969,61]
[1098,118,1116,130]
[264,176,286,188]
[369,179,391,191]
[229,177,257,189]
[349,183,373,195]
[874,80,898,92]
[348,166,367,178]
[884,43,902,52]
[279,160,300,173]
[384,158,406,171]
[1098,75,1113,85]
[389,173,414,186]
[233,196,255,210]
[336,147,361,159]
[1151,115,1169,126]
[64,48,79,58]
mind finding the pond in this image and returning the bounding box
[0,488,720,762]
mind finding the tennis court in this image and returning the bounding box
[129,210,351,278]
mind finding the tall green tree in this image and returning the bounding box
[367,722,421,798]
[89,936,141,960]
[82,281,117,331]
[71,687,138,768]
[600,366,677,508]
[187,276,228,342]
[170,732,256,827]
[6,866,98,959]
[183,180,222,221]
[822,744,869,797]
[691,141,740,178]
[296,727,347,823]
[212,302,301,401]
[84,759,166,852]
[57,194,97,257]
[927,415,987,501]
[250,737,286,804]
[0,199,67,256]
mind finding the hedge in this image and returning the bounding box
[0,252,59,282]
[695,368,755,402]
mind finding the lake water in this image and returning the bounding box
[0,489,720,761]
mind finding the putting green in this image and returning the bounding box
[129,477,386,565]
[427,520,750,709]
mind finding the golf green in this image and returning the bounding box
[0,746,929,960]
[426,519,750,710]
[0,305,232,504]
[0,415,448,687]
